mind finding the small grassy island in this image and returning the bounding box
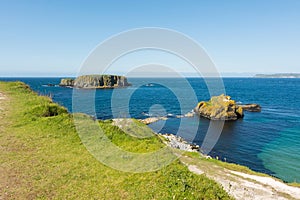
[59,74,131,88]
[1,82,299,199]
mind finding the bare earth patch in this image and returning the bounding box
[0,91,13,199]
[187,164,204,175]
[0,92,6,100]
[0,92,7,112]
[181,156,300,200]
[230,171,300,199]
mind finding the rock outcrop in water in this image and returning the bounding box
[59,75,131,88]
[194,94,244,120]
[240,104,261,112]
[59,78,74,87]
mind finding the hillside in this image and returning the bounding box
[0,81,230,199]
[1,81,299,199]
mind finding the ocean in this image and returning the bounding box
[1,77,299,183]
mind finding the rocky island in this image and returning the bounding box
[194,94,244,120]
[194,94,261,120]
[59,75,131,88]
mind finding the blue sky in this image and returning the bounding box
[1,0,300,76]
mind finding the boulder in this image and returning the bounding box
[240,104,261,112]
[194,94,244,120]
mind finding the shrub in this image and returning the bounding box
[26,103,68,118]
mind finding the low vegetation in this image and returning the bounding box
[0,81,231,199]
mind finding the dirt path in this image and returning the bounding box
[0,92,7,129]
[0,91,10,199]
[181,156,300,200]
[0,91,22,200]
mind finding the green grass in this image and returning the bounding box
[0,81,232,199]
[288,182,300,187]
[99,119,164,153]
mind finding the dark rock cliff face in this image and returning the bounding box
[59,75,131,88]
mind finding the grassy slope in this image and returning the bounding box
[0,81,231,199]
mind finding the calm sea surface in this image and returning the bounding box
[1,77,299,183]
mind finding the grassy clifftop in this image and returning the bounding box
[0,81,231,199]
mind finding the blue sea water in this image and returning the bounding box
[1,77,300,183]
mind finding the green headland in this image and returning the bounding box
[0,81,230,199]
[1,81,299,199]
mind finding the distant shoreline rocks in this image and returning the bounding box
[59,75,131,89]
[139,111,195,125]
[140,117,168,125]
[255,73,300,78]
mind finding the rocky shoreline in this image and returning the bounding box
[158,133,200,152]
[112,118,200,153]
[139,111,195,125]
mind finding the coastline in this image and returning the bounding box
[108,116,300,191]
[112,118,200,152]
[1,81,299,200]
[111,118,300,199]
[0,81,231,199]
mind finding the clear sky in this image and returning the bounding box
[1,0,300,76]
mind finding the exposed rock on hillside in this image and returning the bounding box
[59,75,131,88]
[140,117,168,125]
[159,133,200,152]
[194,94,244,120]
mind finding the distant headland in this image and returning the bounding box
[255,73,300,78]
[59,75,131,89]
